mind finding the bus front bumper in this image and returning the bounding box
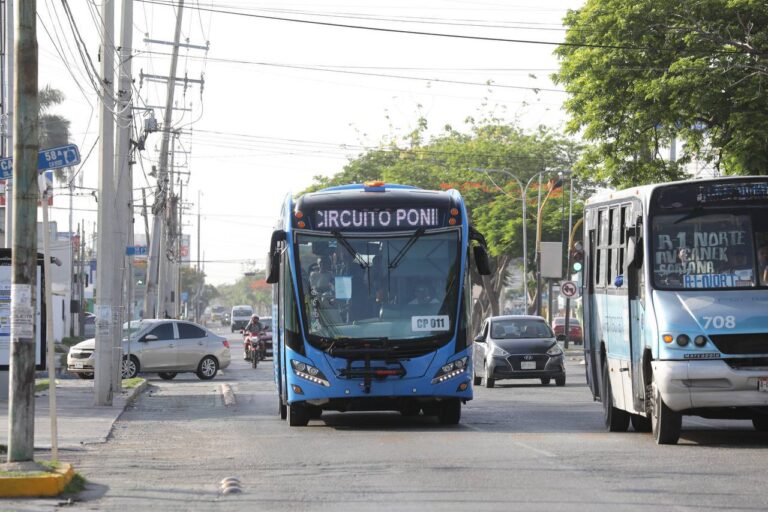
[653,360,768,412]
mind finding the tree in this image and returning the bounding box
[180,266,218,319]
[38,85,71,182]
[304,118,583,326]
[215,270,272,315]
[554,0,768,187]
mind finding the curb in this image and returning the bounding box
[124,379,149,406]
[0,462,74,498]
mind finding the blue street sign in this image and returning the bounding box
[0,143,81,180]
[181,292,189,302]
[125,246,148,256]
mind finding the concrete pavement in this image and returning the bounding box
[1,378,147,451]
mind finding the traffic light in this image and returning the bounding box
[570,242,584,274]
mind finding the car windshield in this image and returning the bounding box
[124,320,154,340]
[233,308,251,316]
[554,318,580,326]
[296,230,460,343]
[652,210,768,289]
[491,319,553,339]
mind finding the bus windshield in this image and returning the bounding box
[652,209,768,289]
[295,230,460,344]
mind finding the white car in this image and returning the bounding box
[67,319,231,380]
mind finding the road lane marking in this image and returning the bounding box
[220,383,236,406]
[512,441,557,458]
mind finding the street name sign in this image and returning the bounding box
[0,143,81,179]
[126,246,148,256]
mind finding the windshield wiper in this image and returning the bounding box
[330,230,369,269]
[389,228,425,269]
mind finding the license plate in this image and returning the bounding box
[759,377,768,392]
[74,362,84,369]
[521,361,536,370]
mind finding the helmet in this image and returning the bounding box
[251,314,259,321]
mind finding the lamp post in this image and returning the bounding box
[472,168,565,314]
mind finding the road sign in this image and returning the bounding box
[560,280,580,299]
[126,245,148,256]
[0,143,81,180]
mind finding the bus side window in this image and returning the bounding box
[596,209,606,288]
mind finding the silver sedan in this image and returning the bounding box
[67,319,231,380]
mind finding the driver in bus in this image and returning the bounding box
[758,243,768,284]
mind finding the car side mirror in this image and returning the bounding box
[473,334,485,343]
[556,334,566,342]
[141,334,158,342]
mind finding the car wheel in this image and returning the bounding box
[555,376,566,387]
[484,363,495,388]
[631,414,652,433]
[651,373,681,444]
[602,363,629,432]
[121,355,139,379]
[196,356,219,380]
[437,399,461,425]
[287,403,310,426]
[540,378,551,385]
[158,372,177,380]
[473,370,482,386]
[752,414,768,432]
[76,372,94,380]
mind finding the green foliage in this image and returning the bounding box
[554,0,768,186]
[215,270,271,314]
[38,85,71,183]
[181,267,218,317]
[121,377,145,389]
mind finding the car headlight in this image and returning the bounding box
[431,356,468,384]
[546,343,563,356]
[490,345,510,357]
[290,359,330,387]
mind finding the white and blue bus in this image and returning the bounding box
[266,181,491,426]
[582,177,768,444]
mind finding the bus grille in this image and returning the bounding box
[709,333,768,355]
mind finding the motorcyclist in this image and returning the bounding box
[243,314,265,361]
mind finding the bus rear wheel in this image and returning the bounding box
[438,399,461,425]
[287,403,310,427]
[631,414,652,433]
[651,374,681,444]
[602,363,629,432]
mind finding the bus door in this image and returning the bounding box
[584,225,600,399]
[626,210,646,413]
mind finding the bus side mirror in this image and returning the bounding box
[626,236,643,268]
[473,246,492,276]
[266,229,286,284]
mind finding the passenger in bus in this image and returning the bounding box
[408,285,439,305]
[758,244,768,284]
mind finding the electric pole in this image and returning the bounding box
[94,0,117,406]
[144,0,184,319]
[7,0,39,463]
[3,0,14,249]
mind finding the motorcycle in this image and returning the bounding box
[242,329,265,368]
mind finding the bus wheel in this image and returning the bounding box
[287,404,310,427]
[630,414,652,433]
[438,399,461,425]
[278,396,287,420]
[651,374,681,444]
[602,364,629,432]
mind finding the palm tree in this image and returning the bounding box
[38,85,71,182]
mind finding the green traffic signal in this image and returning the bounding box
[572,261,583,273]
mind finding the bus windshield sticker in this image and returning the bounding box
[411,315,450,332]
[334,276,352,300]
[316,208,440,230]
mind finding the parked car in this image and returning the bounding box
[472,315,565,388]
[67,319,231,381]
[552,316,583,344]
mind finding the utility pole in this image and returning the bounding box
[113,0,135,392]
[7,0,38,463]
[196,191,201,322]
[144,0,185,319]
[3,0,14,249]
[94,0,116,406]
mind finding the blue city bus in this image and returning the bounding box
[266,181,491,426]
[582,177,768,444]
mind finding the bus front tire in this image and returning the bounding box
[278,396,287,420]
[752,414,768,432]
[651,375,681,444]
[631,414,652,433]
[287,403,310,427]
[438,399,461,425]
[602,364,629,432]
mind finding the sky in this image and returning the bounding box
[37,0,584,286]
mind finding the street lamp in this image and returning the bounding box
[471,168,567,314]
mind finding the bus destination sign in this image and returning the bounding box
[315,207,442,230]
[697,181,768,204]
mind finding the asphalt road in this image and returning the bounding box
[50,326,768,510]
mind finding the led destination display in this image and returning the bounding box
[314,207,442,230]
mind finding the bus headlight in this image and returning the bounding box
[291,359,330,387]
[694,335,707,347]
[432,356,468,384]
[676,334,690,347]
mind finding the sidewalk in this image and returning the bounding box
[0,378,147,451]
